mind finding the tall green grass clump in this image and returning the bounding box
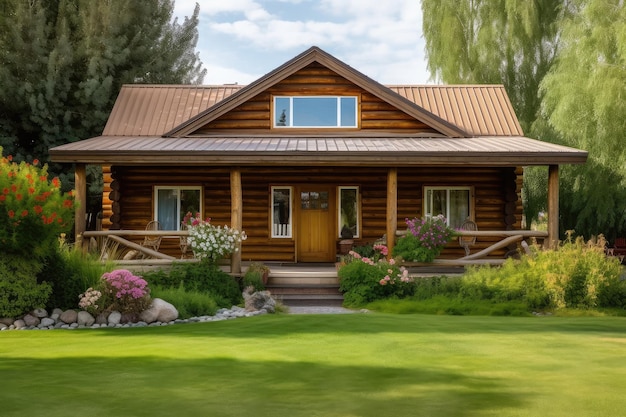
[461,234,625,311]
[143,260,242,308]
[150,283,218,318]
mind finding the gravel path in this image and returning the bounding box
[287,306,365,314]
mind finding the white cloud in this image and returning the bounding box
[173,0,433,85]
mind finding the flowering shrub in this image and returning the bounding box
[78,287,104,316]
[392,215,456,262]
[0,147,76,258]
[100,269,151,315]
[183,211,247,263]
[338,245,414,306]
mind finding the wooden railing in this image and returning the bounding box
[395,229,548,266]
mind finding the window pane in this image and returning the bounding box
[275,97,290,126]
[429,189,447,218]
[273,188,291,237]
[180,189,201,225]
[449,190,470,228]
[157,189,178,231]
[340,188,358,238]
[340,97,356,127]
[293,97,337,126]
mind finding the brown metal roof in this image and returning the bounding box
[102,84,522,138]
[49,135,588,166]
[389,85,523,136]
[102,84,244,136]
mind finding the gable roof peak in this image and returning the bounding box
[164,46,467,138]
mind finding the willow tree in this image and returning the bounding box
[539,0,626,240]
[422,0,626,239]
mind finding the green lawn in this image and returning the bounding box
[1,313,625,417]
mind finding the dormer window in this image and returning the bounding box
[274,96,358,128]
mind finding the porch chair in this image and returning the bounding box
[140,220,162,254]
[179,222,190,259]
[458,219,478,256]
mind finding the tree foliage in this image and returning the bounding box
[0,0,206,174]
[422,0,626,240]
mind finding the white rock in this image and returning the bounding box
[14,319,26,329]
[40,318,55,327]
[108,311,122,325]
[32,308,48,318]
[77,311,95,326]
[139,298,178,324]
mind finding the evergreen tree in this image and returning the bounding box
[0,0,205,169]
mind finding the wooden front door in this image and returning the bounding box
[297,186,335,262]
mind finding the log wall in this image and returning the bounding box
[195,63,438,135]
[105,165,522,261]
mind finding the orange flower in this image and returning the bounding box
[28,187,35,194]
[33,159,39,165]
[52,177,60,187]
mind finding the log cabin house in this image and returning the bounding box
[50,46,587,273]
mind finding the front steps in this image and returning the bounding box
[264,267,344,307]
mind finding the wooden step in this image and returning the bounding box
[266,283,344,307]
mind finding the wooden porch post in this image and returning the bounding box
[386,168,398,257]
[230,169,242,274]
[547,165,559,248]
[74,163,87,248]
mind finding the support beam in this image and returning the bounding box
[230,169,242,274]
[547,165,559,248]
[74,164,87,247]
[386,168,398,257]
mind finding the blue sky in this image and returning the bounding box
[172,0,432,86]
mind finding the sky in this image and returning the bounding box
[172,0,433,86]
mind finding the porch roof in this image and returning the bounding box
[49,135,587,166]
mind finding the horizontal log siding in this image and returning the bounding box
[195,63,437,135]
[107,166,522,260]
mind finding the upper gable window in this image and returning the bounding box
[274,96,357,128]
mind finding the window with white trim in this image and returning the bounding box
[274,96,358,128]
[424,187,471,229]
[154,186,202,231]
[272,187,292,238]
[338,186,359,238]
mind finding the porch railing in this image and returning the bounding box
[395,229,549,266]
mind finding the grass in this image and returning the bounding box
[1,313,625,416]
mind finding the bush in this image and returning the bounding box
[0,256,51,318]
[241,269,265,292]
[338,246,411,307]
[150,283,218,319]
[392,216,456,262]
[0,148,75,259]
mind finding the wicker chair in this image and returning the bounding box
[140,220,162,254]
[458,219,478,256]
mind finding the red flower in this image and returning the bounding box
[63,199,73,208]
[28,187,35,194]
[10,184,17,192]
[2,188,7,194]
[33,159,39,165]
[40,176,46,182]
[34,205,43,214]
[0,195,5,202]
[7,155,12,161]
[15,193,22,201]
[8,210,15,218]
[52,177,60,187]
[21,210,28,217]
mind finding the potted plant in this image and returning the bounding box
[246,262,271,285]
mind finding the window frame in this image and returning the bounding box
[271,186,293,239]
[273,95,359,128]
[337,186,360,238]
[423,186,474,228]
[154,186,202,231]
